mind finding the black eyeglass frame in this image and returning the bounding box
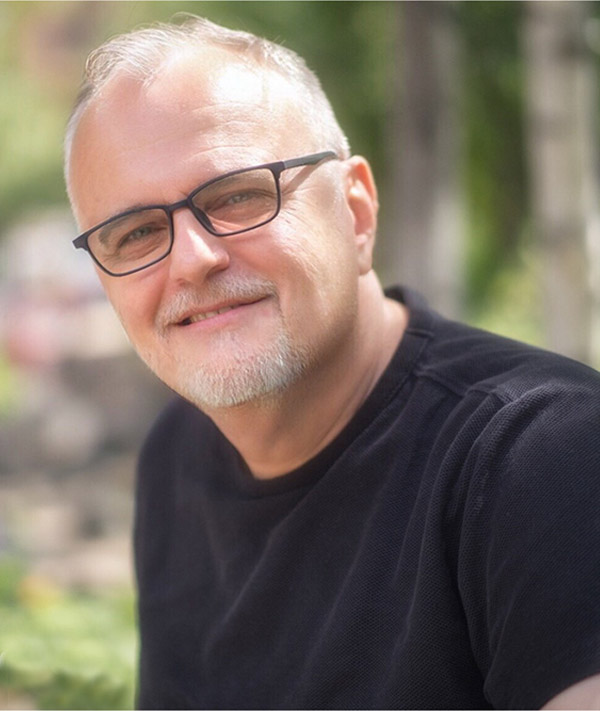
[72,150,339,277]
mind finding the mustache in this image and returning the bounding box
[156,275,277,330]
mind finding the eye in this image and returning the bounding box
[228,192,252,204]
[116,223,163,251]
[120,225,153,244]
[213,189,269,208]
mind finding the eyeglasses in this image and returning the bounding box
[72,150,338,277]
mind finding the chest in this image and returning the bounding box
[137,454,488,709]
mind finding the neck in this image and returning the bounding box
[204,277,407,479]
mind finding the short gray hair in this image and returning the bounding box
[64,14,350,198]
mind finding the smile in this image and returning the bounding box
[183,305,237,324]
[177,298,267,327]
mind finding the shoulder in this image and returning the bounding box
[434,329,600,708]
[427,314,600,516]
[390,285,600,407]
[415,309,600,409]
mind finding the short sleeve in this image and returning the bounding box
[457,381,600,709]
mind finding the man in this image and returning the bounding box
[65,15,600,710]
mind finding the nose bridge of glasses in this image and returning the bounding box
[166,206,231,280]
[169,200,225,260]
[166,195,214,236]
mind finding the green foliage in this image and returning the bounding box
[459,1,529,303]
[0,6,69,232]
[470,244,544,348]
[0,556,136,710]
[0,557,27,605]
[0,73,67,234]
[0,663,131,711]
[0,354,20,418]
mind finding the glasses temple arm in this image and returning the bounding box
[281,151,338,171]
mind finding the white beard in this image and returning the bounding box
[165,325,308,409]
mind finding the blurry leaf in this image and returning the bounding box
[0,581,136,709]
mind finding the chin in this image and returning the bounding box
[174,358,304,410]
[147,334,313,411]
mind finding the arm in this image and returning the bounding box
[456,378,600,709]
[542,673,600,710]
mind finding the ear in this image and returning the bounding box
[345,156,379,275]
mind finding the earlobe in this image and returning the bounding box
[346,157,378,275]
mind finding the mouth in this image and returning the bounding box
[177,298,265,326]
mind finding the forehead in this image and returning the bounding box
[69,48,312,221]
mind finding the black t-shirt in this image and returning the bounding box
[135,287,600,709]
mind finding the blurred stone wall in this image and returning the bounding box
[0,208,171,589]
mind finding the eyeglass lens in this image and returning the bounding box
[87,167,279,274]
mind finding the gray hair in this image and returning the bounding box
[64,14,350,198]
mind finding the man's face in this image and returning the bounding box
[69,50,375,410]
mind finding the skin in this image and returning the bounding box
[68,45,600,706]
[69,46,407,478]
[542,674,600,710]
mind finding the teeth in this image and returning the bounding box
[188,305,235,323]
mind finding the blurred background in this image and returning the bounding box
[1,1,600,708]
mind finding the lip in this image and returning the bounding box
[176,296,268,327]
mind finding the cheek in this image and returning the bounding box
[267,218,330,296]
[269,212,359,327]
[276,196,355,275]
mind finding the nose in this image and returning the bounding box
[167,208,230,283]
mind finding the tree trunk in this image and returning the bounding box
[523,0,600,365]
[383,1,465,319]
